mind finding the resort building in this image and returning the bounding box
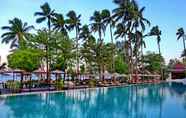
[170,63,186,79]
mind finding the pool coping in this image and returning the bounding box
[0,81,167,98]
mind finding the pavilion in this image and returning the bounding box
[170,63,186,79]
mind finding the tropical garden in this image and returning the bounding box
[1,0,168,84]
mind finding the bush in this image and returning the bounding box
[88,79,96,88]
[115,55,128,74]
[6,81,21,93]
[55,79,64,90]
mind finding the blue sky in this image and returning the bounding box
[0,0,185,63]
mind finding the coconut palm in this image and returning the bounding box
[132,6,150,32]
[176,28,186,51]
[149,26,163,78]
[1,18,34,49]
[66,10,81,77]
[149,26,162,55]
[113,0,150,79]
[102,9,116,73]
[52,13,68,36]
[114,23,129,65]
[34,2,55,31]
[113,0,137,77]
[90,11,106,44]
[79,25,92,42]
[34,2,55,80]
[90,10,107,79]
[112,0,130,23]
[132,5,150,58]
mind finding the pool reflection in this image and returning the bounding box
[0,83,186,118]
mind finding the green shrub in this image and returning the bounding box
[6,81,21,93]
[55,79,64,90]
[88,79,96,88]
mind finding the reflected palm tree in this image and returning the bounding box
[3,84,184,118]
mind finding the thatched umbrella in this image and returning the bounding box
[52,70,64,80]
[33,68,47,80]
[11,69,25,81]
[33,68,46,74]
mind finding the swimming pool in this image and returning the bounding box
[0,82,186,118]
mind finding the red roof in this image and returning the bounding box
[171,63,186,73]
[173,63,186,69]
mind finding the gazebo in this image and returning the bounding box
[52,70,64,80]
[170,63,186,79]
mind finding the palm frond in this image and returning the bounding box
[36,17,46,23]
[34,12,44,16]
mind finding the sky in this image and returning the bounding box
[0,0,186,64]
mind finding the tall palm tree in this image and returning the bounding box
[132,5,150,61]
[66,10,81,77]
[34,2,55,31]
[149,26,163,78]
[90,11,106,44]
[114,23,129,65]
[113,0,136,78]
[132,6,150,32]
[79,25,91,42]
[90,10,106,79]
[133,30,146,76]
[113,0,150,79]
[1,18,34,49]
[79,25,92,73]
[112,0,130,23]
[52,13,68,56]
[102,9,116,73]
[34,2,55,80]
[52,13,68,36]
[176,28,186,51]
[149,26,162,56]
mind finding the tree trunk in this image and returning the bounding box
[46,45,49,81]
[76,26,79,80]
[98,28,103,80]
[46,18,51,81]
[141,44,144,80]
[20,72,23,89]
[158,42,163,80]
[110,24,114,73]
[183,36,186,51]
[124,35,127,63]
[129,39,133,80]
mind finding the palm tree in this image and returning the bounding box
[90,10,106,79]
[52,13,68,36]
[81,35,97,74]
[114,23,129,66]
[1,18,34,49]
[132,5,150,63]
[34,2,55,31]
[90,11,106,45]
[113,0,135,78]
[132,6,150,32]
[102,9,116,73]
[113,0,150,79]
[112,0,130,23]
[149,26,162,56]
[79,25,92,42]
[34,2,55,80]
[66,10,81,77]
[149,26,163,78]
[176,28,186,51]
[52,13,68,56]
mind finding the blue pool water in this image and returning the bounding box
[0,82,186,118]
